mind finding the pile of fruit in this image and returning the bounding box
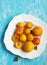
[11,22,43,52]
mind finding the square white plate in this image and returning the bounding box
[4,14,47,59]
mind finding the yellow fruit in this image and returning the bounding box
[25,22,33,29]
[27,34,34,41]
[22,41,34,52]
[32,26,43,36]
[24,29,31,35]
[20,34,27,42]
[32,38,40,45]
[16,22,24,28]
[14,41,22,49]
[11,34,19,42]
[15,28,23,35]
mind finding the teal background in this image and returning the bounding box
[0,0,47,65]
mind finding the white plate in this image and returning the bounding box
[4,14,47,59]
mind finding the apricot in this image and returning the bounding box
[22,41,34,52]
[24,29,31,35]
[27,34,34,41]
[25,22,33,29]
[11,34,19,42]
[32,26,43,36]
[32,38,40,45]
[16,22,24,28]
[20,34,27,42]
[14,41,22,49]
[15,28,23,35]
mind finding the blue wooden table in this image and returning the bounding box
[0,0,47,65]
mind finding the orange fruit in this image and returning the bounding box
[32,38,40,45]
[22,41,34,52]
[15,28,23,35]
[32,26,43,36]
[11,34,19,42]
[14,41,22,49]
[24,29,31,35]
[20,34,27,42]
[25,22,33,29]
[16,22,24,28]
[27,34,34,41]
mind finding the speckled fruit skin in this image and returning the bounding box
[32,26,43,36]
[22,41,34,52]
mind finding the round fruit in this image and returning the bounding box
[27,34,34,41]
[14,41,22,49]
[22,41,34,52]
[16,22,24,28]
[25,22,33,29]
[15,28,23,35]
[20,34,27,42]
[11,34,19,42]
[24,29,31,35]
[32,26,43,36]
[32,38,40,45]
